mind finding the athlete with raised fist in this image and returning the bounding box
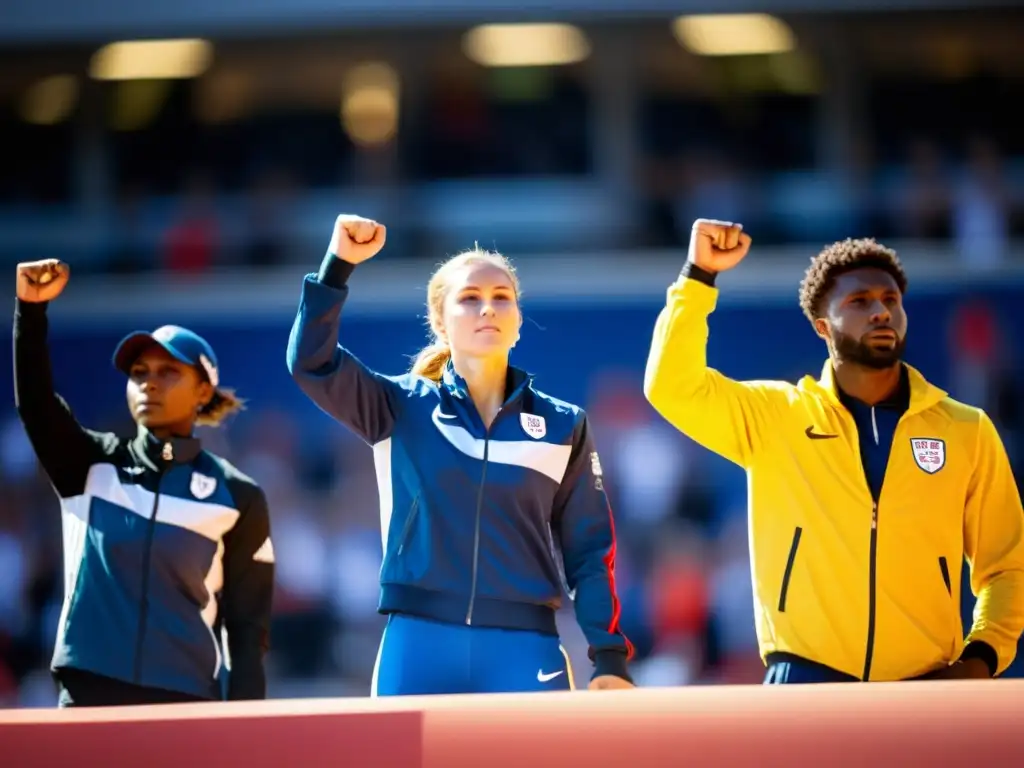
[287,215,634,695]
[14,259,274,707]
[644,219,1024,684]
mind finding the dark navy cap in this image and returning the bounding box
[112,325,220,387]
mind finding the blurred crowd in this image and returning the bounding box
[3,42,1024,271]
[52,134,1024,277]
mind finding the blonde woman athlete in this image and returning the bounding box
[287,215,634,696]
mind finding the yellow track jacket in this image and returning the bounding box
[644,275,1024,680]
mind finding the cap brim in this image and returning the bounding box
[112,332,194,375]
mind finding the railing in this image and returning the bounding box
[2,680,1022,767]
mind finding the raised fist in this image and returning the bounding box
[687,219,752,274]
[330,214,387,265]
[16,259,69,303]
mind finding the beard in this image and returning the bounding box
[832,329,907,370]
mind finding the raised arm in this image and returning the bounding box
[286,215,402,445]
[643,219,784,468]
[13,260,106,498]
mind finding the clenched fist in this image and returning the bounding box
[687,219,752,274]
[17,259,69,303]
[330,214,387,265]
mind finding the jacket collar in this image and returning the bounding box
[131,425,203,471]
[441,359,532,404]
[805,361,947,416]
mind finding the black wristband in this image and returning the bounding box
[592,649,632,683]
[317,253,356,289]
[680,261,717,287]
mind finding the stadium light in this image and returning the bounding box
[89,39,213,80]
[195,70,251,124]
[19,75,78,125]
[341,62,400,147]
[672,14,796,57]
[462,23,591,68]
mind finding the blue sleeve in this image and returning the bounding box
[286,272,400,445]
[553,412,634,682]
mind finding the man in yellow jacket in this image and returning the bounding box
[644,218,1024,683]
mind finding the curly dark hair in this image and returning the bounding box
[798,238,908,323]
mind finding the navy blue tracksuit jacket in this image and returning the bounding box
[286,263,633,682]
[14,300,273,703]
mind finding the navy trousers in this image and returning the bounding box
[372,613,575,696]
[763,653,860,684]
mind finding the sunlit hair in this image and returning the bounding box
[196,387,246,428]
[410,246,521,382]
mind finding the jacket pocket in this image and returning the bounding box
[778,526,803,612]
[396,496,420,556]
[938,556,952,596]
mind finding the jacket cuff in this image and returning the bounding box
[317,253,356,289]
[593,649,632,683]
[15,298,49,317]
[680,261,717,287]
[959,641,998,677]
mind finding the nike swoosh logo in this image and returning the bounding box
[805,426,838,440]
[432,405,459,420]
[537,670,564,682]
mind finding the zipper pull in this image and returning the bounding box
[161,442,173,462]
[871,502,878,530]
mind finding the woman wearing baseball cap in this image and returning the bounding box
[13,258,274,708]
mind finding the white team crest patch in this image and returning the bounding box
[190,472,218,499]
[910,438,946,474]
[520,413,547,439]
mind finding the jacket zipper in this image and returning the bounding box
[397,496,420,557]
[463,382,528,626]
[466,430,490,625]
[133,441,172,684]
[862,500,878,681]
[857,404,882,683]
[859,403,903,682]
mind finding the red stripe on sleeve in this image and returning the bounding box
[602,499,635,660]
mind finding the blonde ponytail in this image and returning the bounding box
[411,342,452,382]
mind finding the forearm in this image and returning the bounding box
[572,572,634,681]
[287,256,398,443]
[643,264,718,409]
[226,636,267,700]
[13,299,98,493]
[643,267,772,466]
[13,299,58,416]
[965,569,1024,675]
